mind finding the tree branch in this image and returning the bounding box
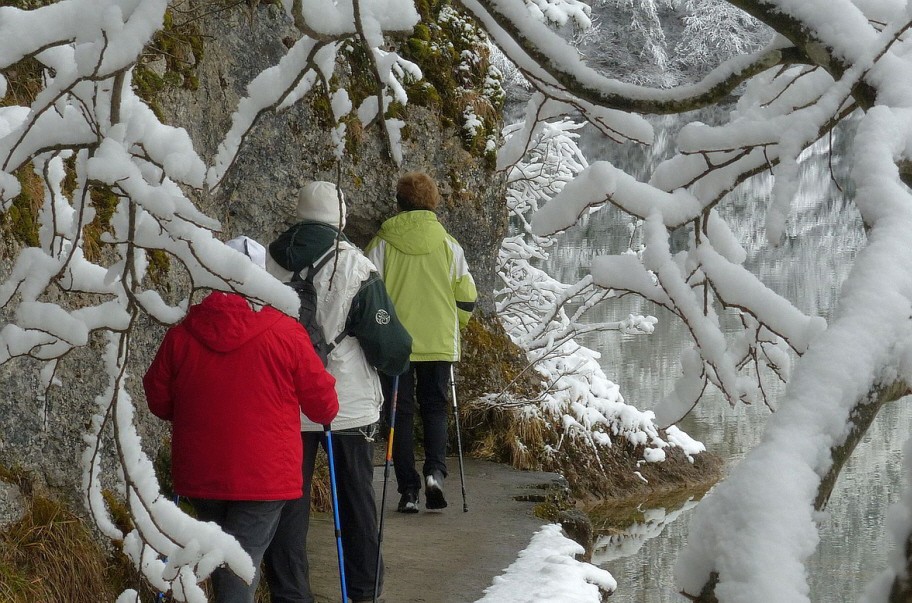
[815,379,909,510]
[460,0,809,114]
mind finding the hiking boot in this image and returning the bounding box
[397,490,419,513]
[424,470,447,510]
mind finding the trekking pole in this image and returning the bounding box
[324,424,348,603]
[374,374,399,603]
[449,365,468,512]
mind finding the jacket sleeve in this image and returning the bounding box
[291,327,339,425]
[450,239,477,329]
[346,271,412,376]
[364,238,385,277]
[143,330,178,421]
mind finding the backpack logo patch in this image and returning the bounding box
[375,309,390,325]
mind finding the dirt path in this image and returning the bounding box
[305,457,564,603]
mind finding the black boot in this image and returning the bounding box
[424,470,447,510]
[397,490,419,513]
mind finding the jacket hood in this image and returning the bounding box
[269,221,348,273]
[184,292,282,353]
[376,211,446,256]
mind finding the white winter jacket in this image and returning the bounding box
[268,241,384,431]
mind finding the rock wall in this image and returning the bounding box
[0,3,508,507]
[158,4,506,310]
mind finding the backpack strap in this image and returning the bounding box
[309,247,336,278]
[290,247,348,355]
[291,247,336,283]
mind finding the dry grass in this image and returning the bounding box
[5,451,182,601]
[465,402,551,470]
[0,57,43,108]
[0,492,142,602]
[310,453,331,513]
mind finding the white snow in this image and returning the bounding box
[4,0,912,602]
[477,524,617,602]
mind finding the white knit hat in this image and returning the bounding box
[226,235,266,269]
[296,181,346,228]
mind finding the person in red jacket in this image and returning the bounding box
[143,236,338,603]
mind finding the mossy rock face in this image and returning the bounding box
[398,2,504,163]
[458,313,541,403]
[132,5,206,118]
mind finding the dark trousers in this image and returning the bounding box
[189,498,286,603]
[382,361,451,494]
[263,428,382,603]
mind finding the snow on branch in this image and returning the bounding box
[0,0,432,598]
[461,0,797,114]
[6,0,912,600]
[206,37,331,190]
[496,117,700,462]
[489,3,912,597]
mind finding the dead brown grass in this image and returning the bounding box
[0,57,43,108]
[0,492,141,602]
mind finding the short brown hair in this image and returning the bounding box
[396,171,440,211]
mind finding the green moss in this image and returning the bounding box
[309,93,334,127]
[340,117,364,163]
[101,490,134,536]
[339,43,379,111]
[162,71,183,88]
[412,22,432,41]
[2,168,42,248]
[385,100,407,121]
[147,249,172,287]
[132,67,167,120]
[82,185,120,262]
[132,5,207,118]
[184,74,200,91]
[406,81,442,107]
[395,3,504,161]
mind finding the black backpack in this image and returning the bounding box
[288,248,346,366]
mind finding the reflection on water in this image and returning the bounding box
[592,499,700,565]
[539,117,908,601]
[586,399,910,602]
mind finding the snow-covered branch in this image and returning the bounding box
[484,2,912,600]
[6,0,912,600]
[0,0,425,598]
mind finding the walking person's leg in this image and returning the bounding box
[324,426,383,602]
[263,432,321,603]
[193,498,286,603]
[384,365,421,509]
[415,361,452,509]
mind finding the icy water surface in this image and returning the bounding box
[538,117,907,601]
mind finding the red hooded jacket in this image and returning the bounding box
[143,292,338,500]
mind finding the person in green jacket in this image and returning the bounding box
[366,171,477,512]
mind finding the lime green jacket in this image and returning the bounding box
[366,211,477,362]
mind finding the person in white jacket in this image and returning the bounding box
[262,181,411,603]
